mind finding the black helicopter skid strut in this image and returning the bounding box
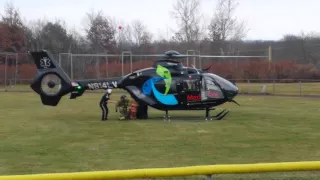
[163,110,171,121]
[205,108,229,120]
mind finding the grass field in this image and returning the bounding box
[1,92,320,179]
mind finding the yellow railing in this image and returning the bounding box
[1,161,320,180]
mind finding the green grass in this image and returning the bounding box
[1,92,320,179]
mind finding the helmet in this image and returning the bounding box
[121,94,126,100]
[106,88,112,94]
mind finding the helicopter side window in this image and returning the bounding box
[183,79,200,91]
[187,69,198,74]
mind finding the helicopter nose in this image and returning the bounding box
[227,84,239,100]
[233,86,239,96]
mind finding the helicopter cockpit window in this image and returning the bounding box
[204,73,236,91]
[203,77,220,91]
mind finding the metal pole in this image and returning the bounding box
[97,56,100,79]
[268,45,272,62]
[121,52,124,76]
[58,53,72,66]
[121,51,132,76]
[187,51,189,67]
[187,50,196,67]
[105,56,108,78]
[4,54,7,91]
[299,81,302,96]
[71,54,73,81]
[187,50,195,67]
[15,53,18,86]
[130,52,132,73]
[187,50,201,68]
[58,53,73,73]
[198,50,201,69]
[199,55,202,69]
[273,80,275,93]
[193,51,196,68]
[196,50,202,69]
[63,53,267,58]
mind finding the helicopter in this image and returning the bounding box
[29,50,239,121]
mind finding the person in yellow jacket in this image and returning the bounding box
[115,94,130,120]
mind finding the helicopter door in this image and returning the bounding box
[201,78,207,101]
[182,78,201,102]
[201,76,222,100]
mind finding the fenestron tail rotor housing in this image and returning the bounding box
[40,73,62,96]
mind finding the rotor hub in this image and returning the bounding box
[47,80,56,88]
[40,73,62,96]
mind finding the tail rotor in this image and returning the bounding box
[29,50,73,106]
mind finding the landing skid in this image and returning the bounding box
[162,108,229,121]
[205,108,229,120]
[163,110,170,121]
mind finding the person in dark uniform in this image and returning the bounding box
[100,88,112,121]
[136,101,148,119]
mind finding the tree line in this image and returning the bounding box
[1,0,320,81]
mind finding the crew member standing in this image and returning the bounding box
[100,88,112,121]
[115,94,129,120]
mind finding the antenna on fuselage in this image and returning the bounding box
[191,64,200,74]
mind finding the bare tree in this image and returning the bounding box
[109,18,135,50]
[84,10,116,53]
[0,2,25,52]
[131,20,152,47]
[118,23,134,49]
[131,20,145,46]
[208,0,247,42]
[0,2,24,28]
[170,0,203,45]
[39,19,74,54]
[26,19,47,50]
[140,30,153,49]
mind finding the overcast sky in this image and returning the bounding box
[1,0,319,41]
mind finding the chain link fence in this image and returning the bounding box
[0,51,319,96]
[232,79,320,96]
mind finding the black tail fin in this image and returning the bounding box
[29,50,73,106]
